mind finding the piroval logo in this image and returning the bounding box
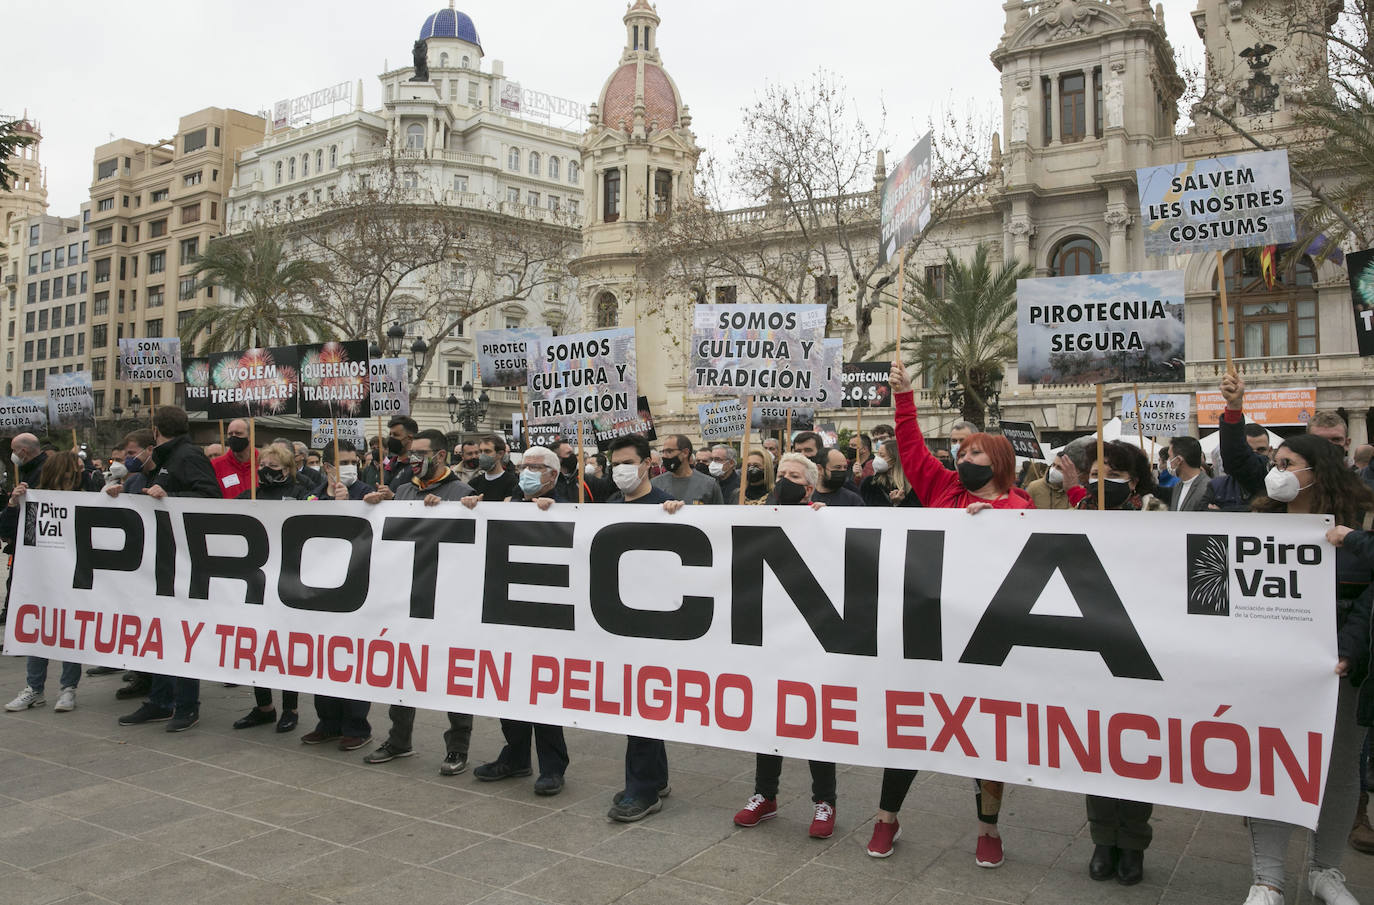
[23,500,70,549]
[1186,534,1230,616]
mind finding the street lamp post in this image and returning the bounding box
[446,381,489,433]
[936,371,1003,427]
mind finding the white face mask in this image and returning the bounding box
[612,463,643,492]
[708,461,725,477]
[10,453,22,466]
[872,456,891,474]
[337,464,358,487]
[584,463,598,476]
[1264,466,1307,503]
[950,441,960,460]
[1046,466,1064,487]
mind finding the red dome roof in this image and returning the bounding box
[601,62,679,131]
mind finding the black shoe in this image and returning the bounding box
[166,712,199,733]
[611,784,670,806]
[275,711,298,733]
[439,752,468,776]
[86,666,120,677]
[533,774,564,796]
[115,678,152,700]
[232,708,276,730]
[1089,844,1118,881]
[118,702,173,725]
[1115,848,1143,886]
[608,796,661,823]
[473,760,533,782]
[363,741,413,764]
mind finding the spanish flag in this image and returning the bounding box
[1260,244,1278,289]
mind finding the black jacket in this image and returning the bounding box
[148,435,220,499]
[238,480,316,502]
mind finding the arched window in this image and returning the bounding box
[1048,236,1101,276]
[529,151,541,176]
[603,168,620,222]
[288,158,296,180]
[569,160,580,184]
[316,149,323,172]
[439,52,449,67]
[406,124,425,151]
[461,55,470,69]
[596,291,618,328]
[301,154,309,177]
[1212,250,1318,359]
[275,161,282,184]
[549,156,560,180]
[507,148,520,171]
[329,145,338,168]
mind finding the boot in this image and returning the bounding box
[1350,789,1374,854]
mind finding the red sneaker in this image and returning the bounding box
[866,818,901,857]
[975,833,1004,868]
[733,793,777,827]
[808,802,836,838]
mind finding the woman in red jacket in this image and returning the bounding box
[866,362,1035,867]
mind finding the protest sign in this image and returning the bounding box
[182,357,211,414]
[592,396,656,452]
[298,341,371,418]
[526,328,637,428]
[6,492,1338,829]
[842,362,893,408]
[510,412,562,452]
[47,372,93,430]
[783,338,844,409]
[1121,392,1192,437]
[368,359,409,418]
[1347,248,1374,357]
[310,419,367,449]
[752,402,815,431]
[698,399,748,443]
[0,397,48,435]
[1017,271,1186,384]
[1137,149,1296,256]
[689,304,828,396]
[476,326,552,388]
[117,338,183,383]
[998,420,1045,459]
[879,131,933,265]
[1197,386,1317,427]
[205,347,300,420]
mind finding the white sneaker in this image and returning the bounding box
[4,687,45,712]
[1309,867,1359,905]
[1242,886,1283,905]
[53,687,76,712]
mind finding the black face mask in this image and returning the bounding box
[226,435,250,454]
[1087,479,1133,510]
[386,436,406,456]
[939,457,956,471]
[775,477,808,506]
[559,455,577,474]
[957,461,995,491]
[694,462,711,476]
[747,465,765,484]
[258,466,288,486]
[661,454,681,473]
[822,470,849,491]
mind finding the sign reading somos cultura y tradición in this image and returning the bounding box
[1137,149,1296,256]
[526,328,637,428]
[689,304,828,396]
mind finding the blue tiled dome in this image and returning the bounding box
[419,8,481,49]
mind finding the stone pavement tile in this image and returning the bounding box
[0,869,83,905]
[998,827,1076,868]
[689,778,760,811]
[667,843,800,896]
[342,867,496,905]
[0,818,122,868]
[0,754,63,782]
[358,778,478,818]
[98,858,253,905]
[470,892,557,905]
[265,848,410,900]
[1023,866,1167,905]
[511,855,653,905]
[430,838,567,887]
[30,781,154,818]
[433,796,555,833]
[48,895,121,905]
[912,846,1050,904]
[1054,834,1180,881]
[810,832,944,883]
[0,802,70,840]
[659,768,730,801]
[998,798,1092,837]
[577,825,712,873]
[716,816,847,859]
[0,768,107,803]
[1164,854,1255,901]
[762,862,907,905]
[883,883,1026,905]
[239,750,360,788]
[203,878,334,905]
[295,804,415,846]
[172,773,287,810]
[135,810,274,855]
[124,762,240,796]
[201,827,340,874]
[302,766,419,799]
[354,821,486,865]
[76,750,185,781]
[611,876,752,905]
[82,793,211,835]
[499,811,627,857]
[633,801,738,841]
[31,838,181,891]
[227,787,341,826]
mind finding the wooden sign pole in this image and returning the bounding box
[331,418,340,495]
[785,409,792,445]
[739,396,754,505]
[517,386,529,440]
[377,417,385,486]
[1132,383,1146,452]
[1095,385,1105,510]
[1216,250,1234,373]
[895,247,908,362]
[218,420,225,450]
[249,418,257,500]
[576,421,585,504]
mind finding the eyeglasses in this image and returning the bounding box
[1272,460,1311,473]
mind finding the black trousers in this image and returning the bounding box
[313,696,371,737]
[385,706,472,756]
[494,720,569,777]
[1085,795,1153,850]
[754,755,836,804]
[253,688,298,711]
[623,736,668,801]
[880,768,1002,825]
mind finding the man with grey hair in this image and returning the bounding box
[949,420,979,455]
[1025,436,1091,510]
[710,444,741,502]
[506,445,575,504]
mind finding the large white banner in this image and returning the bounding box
[4,493,1337,828]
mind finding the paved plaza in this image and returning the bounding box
[0,653,1370,905]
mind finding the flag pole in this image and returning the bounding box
[1095,385,1105,510]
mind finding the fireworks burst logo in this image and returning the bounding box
[299,341,369,417]
[1186,534,1230,616]
[213,348,299,416]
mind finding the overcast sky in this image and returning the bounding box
[8,0,1203,216]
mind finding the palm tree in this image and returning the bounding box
[180,223,334,353]
[887,243,1031,427]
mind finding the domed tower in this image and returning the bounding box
[572,1,701,427]
[418,1,483,72]
[1,115,47,240]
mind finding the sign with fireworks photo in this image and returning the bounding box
[298,341,372,418]
[204,347,300,420]
[1347,248,1374,357]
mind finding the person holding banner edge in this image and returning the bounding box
[872,361,1033,867]
[1217,371,1374,905]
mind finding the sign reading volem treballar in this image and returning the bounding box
[1136,149,1296,256]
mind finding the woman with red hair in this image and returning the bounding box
[865,361,1034,866]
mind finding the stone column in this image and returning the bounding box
[1008,215,1035,270]
[1350,409,1369,448]
[1048,73,1060,145]
[1105,204,1132,273]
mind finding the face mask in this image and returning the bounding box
[10,453,22,466]
[410,453,440,480]
[1265,467,1307,502]
[227,435,250,454]
[708,461,725,478]
[775,477,808,506]
[694,461,711,475]
[258,466,288,486]
[584,463,598,476]
[823,470,849,491]
[124,454,145,473]
[478,454,497,471]
[386,436,406,455]
[747,465,765,484]
[661,454,681,472]
[872,456,891,475]
[1087,478,1133,509]
[337,464,358,487]
[107,461,128,481]
[560,455,577,474]
[950,441,960,460]
[1046,466,1064,487]
[957,460,994,491]
[461,457,479,469]
[612,463,642,492]
[519,468,545,496]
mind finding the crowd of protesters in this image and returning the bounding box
[3,364,1374,904]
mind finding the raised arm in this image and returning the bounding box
[890,361,959,507]
[1216,373,1268,497]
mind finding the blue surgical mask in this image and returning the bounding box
[518,468,545,496]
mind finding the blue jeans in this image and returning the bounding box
[147,674,199,717]
[25,657,80,694]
